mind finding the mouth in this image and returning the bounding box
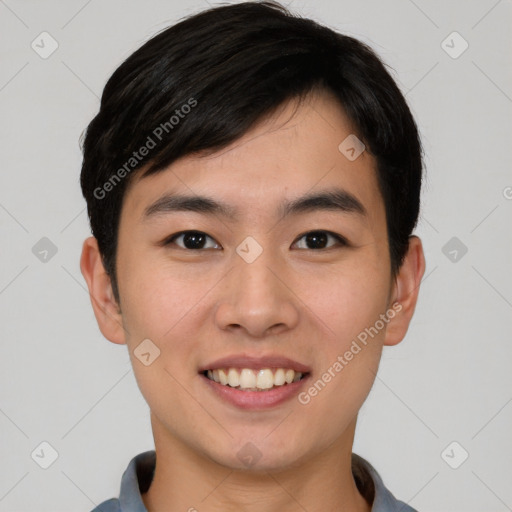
[202,367,309,392]
[198,355,311,409]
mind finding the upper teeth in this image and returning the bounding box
[206,368,303,391]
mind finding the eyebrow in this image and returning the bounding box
[142,188,366,222]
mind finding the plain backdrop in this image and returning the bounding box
[0,1,511,511]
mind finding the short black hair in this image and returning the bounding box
[80,0,423,304]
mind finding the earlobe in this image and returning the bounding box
[384,236,426,346]
[80,236,127,345]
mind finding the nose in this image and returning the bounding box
[214,248,300,339]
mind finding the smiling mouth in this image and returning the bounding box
[202,368,308,392]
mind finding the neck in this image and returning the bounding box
[142,415,371,512]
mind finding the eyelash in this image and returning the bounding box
[163,230,349,251]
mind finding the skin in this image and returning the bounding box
[81,90,425,512]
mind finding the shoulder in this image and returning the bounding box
[89,450,156,512]
[352,453,419,512]
[90,497,121,512]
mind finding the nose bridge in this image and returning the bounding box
[236,249,276,296]
[214,241,299,337]
[233,243,283,309]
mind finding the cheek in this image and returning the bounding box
[295,260,391,427]
[118,268,208,423]
[302,262,391,346]
[118,255,199,338]
[118,262,213,395]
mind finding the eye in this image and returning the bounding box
[293,230,348,250]
[165,231,220,250]
[163,230,347,251]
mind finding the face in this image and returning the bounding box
[110,91,400,470]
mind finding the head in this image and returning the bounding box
[80,1,425,471]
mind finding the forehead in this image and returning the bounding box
[122,91,384,225]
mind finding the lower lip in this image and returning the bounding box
[201,373,309,410]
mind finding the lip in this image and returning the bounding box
[200,372,310,410]
[198,354,312,373]
[198,354,312,410]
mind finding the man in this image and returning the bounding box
[80,2,425,510]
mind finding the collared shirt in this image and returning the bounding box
[91,450,418,512]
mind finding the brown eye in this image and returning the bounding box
[294,230,347,250]
[166,231,220,250]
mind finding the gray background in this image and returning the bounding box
[0,0,511,511]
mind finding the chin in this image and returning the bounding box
[205,439,307,474]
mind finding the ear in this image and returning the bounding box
[384,236,425,346]
[80,236,127,345]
